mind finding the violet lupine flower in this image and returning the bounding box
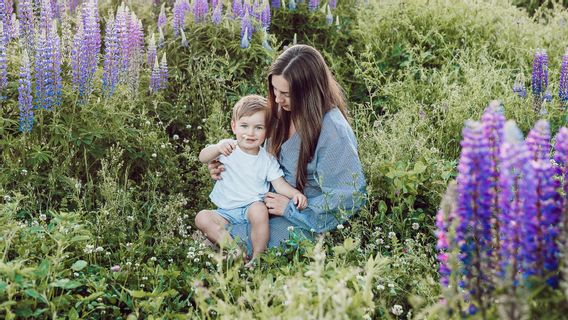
[526,119,551,161]
[531,158,562,287]
[35,29,50,109]
[512,77,527,98]
[159,52,168,89]
[102,12,120,97]
[435,207,452,287]
[0,0,7,44]
[147,33,156,67]
[240,27,249,48]
[325,5,333,25]
[212,3,222,25]
[18,50,33,132]
[260,0,270,30]
[261,28,271,51]
[240,11,252,42]
[0,23,6,99]
[39,0,53,32]
[3,0,13,40]
[232,0,243,18]
[498,121,536,286]
[158,26,165,48]
[115,5,130,77]
[193,0,208,23]
[10,13,18,41]
[554,127,568,210]
[481,102,505,258]
[149,56,160,93]
[455,120,493,312]
[329,0,337,9]
[127,12,144,65]
[308,0,319,11]
[271,0,280,9]
[172,0,187,36]
[559,50,568,103]
[18,0,34,51]
[288,0,296,10]
[532,49,548,111]
[49,21,62,108]
[157,3,167,30]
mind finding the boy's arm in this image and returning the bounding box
[271,177,307,210]
[199,139,236,163]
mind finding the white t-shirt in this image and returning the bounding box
[209,144,284,209]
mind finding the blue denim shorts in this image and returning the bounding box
[216,203,253,224]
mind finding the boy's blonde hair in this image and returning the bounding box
[232,95,270,124]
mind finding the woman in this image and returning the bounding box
[209,44,366,254]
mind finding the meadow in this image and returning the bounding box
[0,0,568,318]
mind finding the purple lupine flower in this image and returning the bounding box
[329,0,337,9]
[39,0,53,32]
[308,0,319,11]
[69,0,79,13]
[435,207,452,287]
[159,52,168,89]
[49,21,62,108]
[115,4,130,77]
[232,0,243,18]
[531,158,562,287]
[240,27,249,48]
[455,120,493,313]
[18,50,33,132]
[559,50,568,103]
[35,29,50,109]
[271,0,280,9]
[0,0,7,44]
[172,0,187,36]
[157,3,167,30]
[212,3,222,25]
[532,49,548,112]
[288,0,296,10]
[240,10,252,41]
[0,22,6,99]
[325,4,333,25]
[157,26,164,48]
[261,28,271,50]
[543,89,552,102]
[526,119,551,161]
[149,56,160,93]
[4,0,13,40]
[180,27,188,47]
[498,121,536,286]
[102,11,120,97]
[512,76,527,98]
[193,0,208,23]
[553,127,568,210]
[18,0,34,50]
[481,102,505,259]
[147,33,156,67]
[10,13,18,41]
[260,0,270,30]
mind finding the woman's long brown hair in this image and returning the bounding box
[267,45,347,192]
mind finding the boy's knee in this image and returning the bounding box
[247,202,268,222]
[195,210,210,229]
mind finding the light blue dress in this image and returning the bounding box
[228,108,367,254]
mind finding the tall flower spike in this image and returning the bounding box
[261,27,271,51]
[240,10,252,42]
[18,50,34,132]
[532,49,548,111]
[329,0,337,9]
[102,11,119,97]
[271,0,280,9]
[158,26,165,48]
[3,0,13,41]
[260,0,270,30]
[559,49,568,103]
[240,27,249,48]
[147,33,156,67]
[159,52,168,90]
[308,0,319,11]
[158,2,167,30]
[212,3,222,25]
[0,22,6,99]
[18,0,34,51]
[498,121,536,286]
[526,119,551,161]
[288,0,296,10]
[193,0,208,23]
[232,0,242,17]
[180,27,188,47]
[554,127,568,210]
[149,56,160,93]
[512,74,527,98]
[34,29,49,109]
[49,20,62,108]
[455,120,493,314]
[325,4,333,25]
[172,0,186,36]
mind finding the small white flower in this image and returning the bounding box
[39,214,47,221]
[183,139,189,144]
[391,304,403,316]
[376,238,384,245]
[336,224,344,230]
[150,256,157,262]
[145,120,151,125]
[187,252,195,259]
[287,226,294,232]
[388,232,396,239]
[193,258,200,263]
[173,134,179,140]
[3,195,11,202]
[158,121,163,126]
[205,262,211,267]
[96,246,104,252]
[168,258,173,263]
[140,284,145,288]
[197,126,202,130]
[74,272,80,277]
[202,118,207,123]
[126,215,134,221]
[97,297,103,302]
[142,276,148,280]
[160,144,166,149]
[105,252,111,256]
[110,265,120,272]
[21,169,28,176]
[388,283,395,288]
[412,222,419,230]
[135,263,140,267]
[126,261,132,266]
[310,228,316,233]
[151,153,157,158]
[126,242,133,248]
[376,284,385,291]
[186,124,192,129]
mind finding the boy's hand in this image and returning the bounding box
[217,139,236,156]
[292,193,308,210]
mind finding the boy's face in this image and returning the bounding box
[231,111,267,154]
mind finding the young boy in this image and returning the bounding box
[195,95,307,261]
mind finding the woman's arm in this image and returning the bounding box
[271,177,307,209]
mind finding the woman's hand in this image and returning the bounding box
[264,192,291,216]
[208,159,225,180]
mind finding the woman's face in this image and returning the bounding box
[271,75,291,112]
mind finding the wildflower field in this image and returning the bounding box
[1,0,568,318]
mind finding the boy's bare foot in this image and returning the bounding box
[244,258,257,269]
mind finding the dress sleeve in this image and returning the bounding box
[282,121,367,233]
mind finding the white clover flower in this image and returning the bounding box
[168,258,173,263]
[39,214,47,221]
[126,261,132,267]
[197,126,202,130]
[187,252,195,259]
[74,272,80,277]
[376,284,385,291]
[388,232,396,239]
[3,195,11,202]
[376,238,384,245]
[126,215,134,221]
[96,246,104,252]
[336,224,344,230]
[193,258,200,263]
[160,144,166,149]
[105,252,111,256]
[186,124,192,129]
[110,265,120,272]
[173,134,179,140]
[183,139,189,144]
[97,297,103,302]
[150,256,157,262]
[140,284,145,288]
[21,169,28,176]
[126,242,133,248]
[391,304,403,316]
[145,120,151,125]
[142,276,148,280]
[158,121,163,126]
[388,283,395,288]
[202,118,207,123]
[151,153,157,158]
[287,226,294,232]
[135,263,140,267]
[205,262,211,267]
[412,222,419,230]
[310,228,316,233]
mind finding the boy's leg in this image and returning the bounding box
[246,202,269,259]
[195,210,231,247]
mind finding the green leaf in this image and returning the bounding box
[67,308,79,320]
[128,289,149,298]
[70,260,88,271]
[50,278,82,289]
[33,259,50,279]
[24,289,48,304]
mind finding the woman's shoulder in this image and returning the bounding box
[321,107,354,139]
